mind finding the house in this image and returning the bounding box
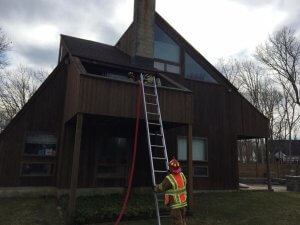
[271,140,300,163]
[0,0,269,206]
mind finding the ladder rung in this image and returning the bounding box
[156,193,165,196]
[146,102,157,106]
[147,112,159,115]
[152,157,166,160]
[148,122,160,126]
[160,214,171,218]
[145,93,156,97]
[154,170,168,173]
[150,133,162,136]
[151,145,164,148]
[144,84,155,88]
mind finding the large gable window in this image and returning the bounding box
[185,53,217,83]
[154,25,180,63]
[154,25,180,74]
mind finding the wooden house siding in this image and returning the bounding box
[0,63,68,186]
[78,74,193,124]
[116,23,134,57]
[62,58,81,123]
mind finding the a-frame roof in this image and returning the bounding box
[153,12,268,122]
[61,34,132,67]
[61,13,268,124]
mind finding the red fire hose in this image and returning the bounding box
[114,80,143,225]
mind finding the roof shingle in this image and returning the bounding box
[61,34,132,67]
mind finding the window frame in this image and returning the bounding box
[154,24,181,64]
[193,165,209,178]
[179,165,209,178]
[154,59,181,75]
[20,162,56,177]
[184,52,218,84]
[23,132,57,158]
[177,136,209,162]
[154,24,182,75]
[96,136,131,181]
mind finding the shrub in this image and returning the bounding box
[59,193,167,225]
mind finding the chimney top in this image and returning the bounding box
[132,0,156,67]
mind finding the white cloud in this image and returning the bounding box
[0,0,297,69]
[156,0,287,63]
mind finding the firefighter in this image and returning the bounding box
[154,158,187,225]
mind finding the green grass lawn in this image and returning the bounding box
[0,197,62,225]
[102,192,300,225]
[0,192,300,225]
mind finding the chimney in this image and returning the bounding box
[132,0,156,67]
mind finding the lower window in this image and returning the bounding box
[194,166,208,177]
[177,136,209,177]
[179,165,208,177]
[97,137,130,186]
[21,163,55,176]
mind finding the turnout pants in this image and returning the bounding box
[170,207,187,225]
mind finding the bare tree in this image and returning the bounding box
[237,60,264,110]
[0,28,12,69]
[216,57,242,89]
[0,65,48,131]
[280,85,300,162]
[255,26,300,106]
[260,79,283,140]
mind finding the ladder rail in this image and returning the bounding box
[140,75,157,186]
[153,79,169,171]
[140,73,170,225]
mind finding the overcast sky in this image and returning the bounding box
[1,0,300,71]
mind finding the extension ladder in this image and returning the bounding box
[140,73,169,225]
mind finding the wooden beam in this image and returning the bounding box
[265,138,272,191]
[187,124,193,212]
[68,113,83,224]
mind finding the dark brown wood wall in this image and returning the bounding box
[116,23,134,57]
[163,81,239,190]
[57,116,168,189]
[0,63,68,186]
[63,59,81,123]
[78,74,193,124]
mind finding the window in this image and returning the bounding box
[179,165,208,177]
[21,133,57,178]
[166,64,180,74]
[185,53,217,83]
[154,60,180,74]
[154,61,165,71]
[21,163,55,176]
[194,166,208,177]
[154,25,180,63]
[98,137,129,178]
[177,137,208,161]
[24,134,56,157]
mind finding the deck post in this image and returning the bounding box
[187,124,193,212]
[68,113,83,224]
[265,138,272,191]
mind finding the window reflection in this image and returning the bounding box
[154,25,180,63]
[185,53,217,83]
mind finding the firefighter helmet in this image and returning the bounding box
[169,157,181,174]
